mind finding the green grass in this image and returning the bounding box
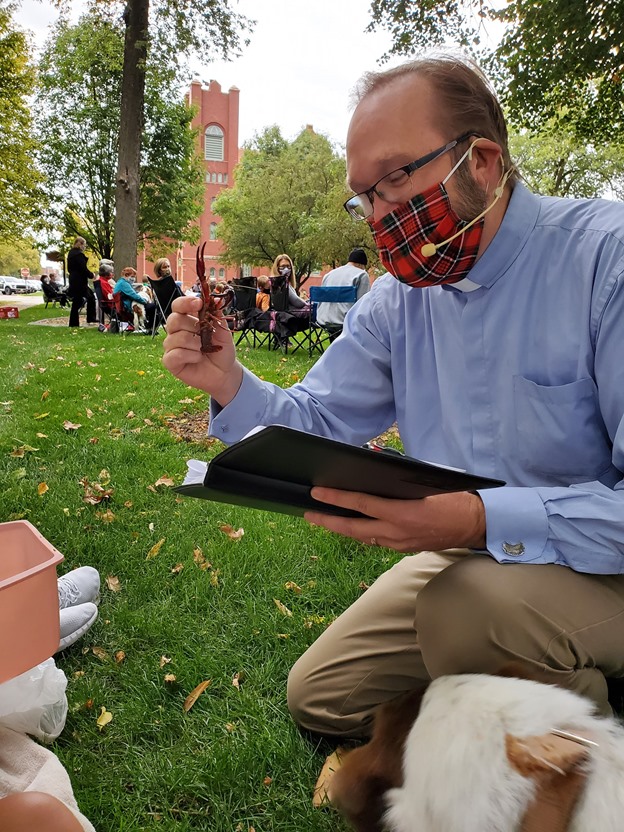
[0,305,400,831]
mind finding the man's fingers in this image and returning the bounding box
[171,295,203,316]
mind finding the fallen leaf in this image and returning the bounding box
[34,412,49,420]
[164,673,176,683]
[146,484,157,493]
[96,508,116,524]
[183,680,211,713]
[63,421,82,431]
[12,468,26,480]
[92,647,110,662]
[263,776,272,787]
[73,670,85,678]
[84,698,94,710]
[273,598,292,617]
[10,445,38,458]
[143,418,153,425]
[148,522,155,532]
[146,538,165,560]
[285,581,302,594]
[358,581,370,592]
[106,575,121,593]
[154,476,175,488]
[35,432,47,438]
[95,374,101,382]
[98,469,111,484]
[137,370,145,376]
[170,563,184,574]
[89,437,99,444]
[124,500,133,508]
[37,482,49,496]
[126,410,136,419]
[159,656,171,668]
[209,569,220,586]
[63,507,70,516]
[85,408,94,419]
[24,362,35,369]
[312,748,350,808]
[219,524,244,541]
[178,397,194,404]
[114,650,126,664]
[276,633,290,639]
[225,722,236,733]
[96,705,113,731]
[232,671,244,689]
[41,390,50,400]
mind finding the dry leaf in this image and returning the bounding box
[276,633,290,639]
[89,437,99,444]
[154,476,175,488]
[178,397,194,404]
[106,575,121,593]
[124,500,133,508]
[98,469,111,484]
[146,538,165,560]
[137,370,145,376]
[84,698,94,710]
[143,418,153,425]
[41,390,50,401]
[182,680,211,713]
[312,748,350,808]
[219,524,244,541]
[146,484,157,493]
[159,656,171,668]
[273,598,292,617]
[36,432,47,438]
[164,673,177,683]
[263,776,272,786]
[95,374,101,382]
[148,522,155,532]
[73,670,85,678]
[34,412,49,420]
[63,420,82,431]
[285,581,302,594]
[126,410,136,418]
[231,671,244,689]
[37,482,49,496]
[92,647,110,662]
[170,563,184,574]
[114,650,126,664]
[85,408,94,419]
[209,569,220,586]
[96,508,116,524]
[96,705,113,731]
[358,581,370,592]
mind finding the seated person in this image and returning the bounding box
[269,254,309,312]
[316,248,371,342]
[256,276,271,312]
[41,276,67,307]
[93,264,115,326]
[114,268,155,331]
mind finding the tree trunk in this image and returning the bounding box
[113,0,149,275]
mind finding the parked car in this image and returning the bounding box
[0,276,21,295]
[25,279,41,293]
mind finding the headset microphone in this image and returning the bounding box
[420,170,512,258]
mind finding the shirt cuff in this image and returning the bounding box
[209,367,269,443]
[477,486,551,564]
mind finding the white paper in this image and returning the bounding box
[182,459,208,486]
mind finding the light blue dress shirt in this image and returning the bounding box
[211,184,624,574]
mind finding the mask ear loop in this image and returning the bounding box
[422,147,514,258]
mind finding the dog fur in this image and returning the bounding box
[331,674,624,832]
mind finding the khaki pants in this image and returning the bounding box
[287,551,624,738]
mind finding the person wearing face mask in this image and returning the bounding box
[163,54,624,742]
[269,254,308,311]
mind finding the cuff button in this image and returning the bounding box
[502,541,525,557]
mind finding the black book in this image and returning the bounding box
[176,425,505,518]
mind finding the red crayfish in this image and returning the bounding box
[196,242,235,354]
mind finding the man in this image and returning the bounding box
[316,248,371,342]
[66,237,97,328]
[162,55,624,739]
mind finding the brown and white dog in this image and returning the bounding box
[329,673,624,832]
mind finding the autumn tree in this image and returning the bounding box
[37,12,204,260]
[0,7,44,241]
[214,127,375,286]
[366,0,624,141]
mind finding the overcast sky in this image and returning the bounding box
[15,0,407,148]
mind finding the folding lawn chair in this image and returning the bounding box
[307,284,359,357]
[147,275,184,337]
[232,283,271,348]
[268,277,313,355]
[94,280,120,331]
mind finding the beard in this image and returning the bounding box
[450,163,488,221]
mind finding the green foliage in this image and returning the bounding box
[36,11,204,259]
[366,0,624,142]
[0,7,45,242]
[215,127,375,283]
[510,124,624,199]
[0,239,41,275]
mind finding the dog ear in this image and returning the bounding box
[330,686,429,832]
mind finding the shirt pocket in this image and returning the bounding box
[513,375,612,481]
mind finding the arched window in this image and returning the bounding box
[210,196,217,211]
[204,125,224,161]
[209,267,216,278]
[210,222,218,241]
[219,268,225,278]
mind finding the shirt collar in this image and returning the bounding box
[443,182,540,293]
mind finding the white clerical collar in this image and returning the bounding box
[450,276,482,293]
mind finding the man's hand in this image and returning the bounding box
[162,296,243,405]
[304,488,486,552]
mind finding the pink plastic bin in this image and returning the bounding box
[0,520,64,684]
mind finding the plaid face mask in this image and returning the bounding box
[371,181,484,288]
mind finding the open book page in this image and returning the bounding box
[181,459,208,486]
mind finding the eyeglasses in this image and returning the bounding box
[343,132,474,221]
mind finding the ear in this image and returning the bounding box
[467,137,503,191]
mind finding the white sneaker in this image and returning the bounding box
[57,602,98,651]
[58,566,100,609]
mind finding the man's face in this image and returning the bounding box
[346,75,485,224]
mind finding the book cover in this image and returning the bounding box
[176,426,505,518]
